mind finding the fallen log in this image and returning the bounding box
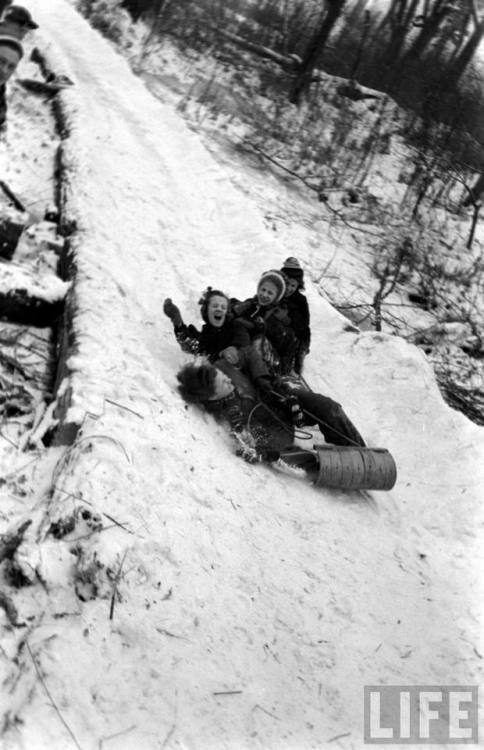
[211,27,302,72]
[0,205,27,260]
[0,260,69,326]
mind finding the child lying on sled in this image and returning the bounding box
[176,358,365,465]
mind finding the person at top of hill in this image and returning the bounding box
[1,5,38,37]
[0,22,23,129]
[232,270,298,375]
[279,257,311,375]
[163,287,273,388]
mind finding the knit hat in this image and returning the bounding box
[257,270,286,304]
[281,256,304,280]
[4,5,38,29]
[0,23,23,56]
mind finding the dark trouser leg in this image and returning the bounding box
[294,389,366,447]
[238,345,271,381]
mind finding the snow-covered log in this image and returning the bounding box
[0,259,69,326]
[0,207,26,260]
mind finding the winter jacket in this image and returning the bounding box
[174,318,250,362]
[0,84,7,128]
[200,361,365,450]
[283,290,310,351]
[233,297,298,372]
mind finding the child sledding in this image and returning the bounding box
[164,263,397,491]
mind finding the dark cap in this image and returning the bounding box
[4,5,38,29]
[281,256,304,280]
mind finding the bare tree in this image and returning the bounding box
[399,0,457,67]
[289,0,346,106]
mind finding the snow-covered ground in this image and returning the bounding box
[1,2,483,749]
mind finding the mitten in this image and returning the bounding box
[232,431,259,463]
[220,346,239,365]
[163,298,183,328]
[232,300,252,316]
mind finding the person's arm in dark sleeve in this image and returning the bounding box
[175,323,204,356]
[164,298,203,355]
[232,320,251,349]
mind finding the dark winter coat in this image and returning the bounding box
[233,297,298,371]
[283,290,311,351]
[202,362,365,449]
[0,84,7,128]
[175,318,251,362]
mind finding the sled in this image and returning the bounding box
[247,395,397,491]
[312,444,397,491]
[276,444,397,491]
[275,376,397,491]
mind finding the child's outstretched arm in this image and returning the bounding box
[163,298,203,356]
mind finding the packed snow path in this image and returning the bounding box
[1,2,483,749]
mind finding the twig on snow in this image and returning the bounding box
[155,627,188,640]
[161,723,176,749]
[98,724,137,749]
[212,690,243,696]
[104,398,144,419]
[0,430,19,448]
[327,731,351,742]
[26,641,84,750]
[102,513,134,534]
[252,703,279,720]
[109,549,129,621]
[53,487,134,535]
[74,435,131,464]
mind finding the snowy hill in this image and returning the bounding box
[0,1,483,749]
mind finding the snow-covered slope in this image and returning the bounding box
[1,2,483,749]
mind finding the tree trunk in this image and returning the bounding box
[446,22,484,86]
[377,0,420,75]
[399,0,451,66]
[289,0,346,106]
[467,203,480,250]
[0,289,64,327]
[212,28,301,71]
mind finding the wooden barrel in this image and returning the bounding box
[314,445,397,491]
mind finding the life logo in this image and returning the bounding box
[364,685,478,744]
